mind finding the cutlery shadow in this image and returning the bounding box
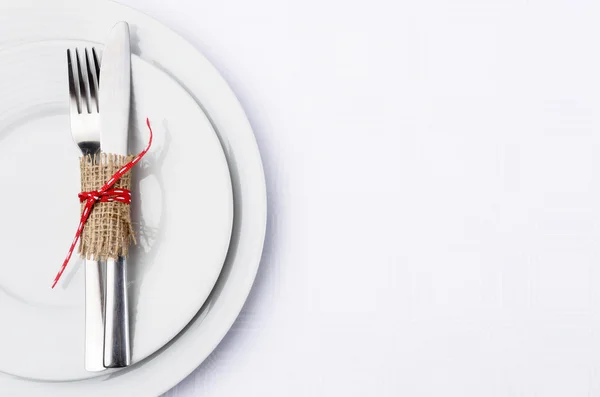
[126,107,171,355]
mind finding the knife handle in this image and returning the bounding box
[103,256,131,368]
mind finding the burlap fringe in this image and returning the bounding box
[79,153,135,260]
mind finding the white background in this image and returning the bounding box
[117,0,600,395]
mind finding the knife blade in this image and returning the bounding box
[99,21,132,368]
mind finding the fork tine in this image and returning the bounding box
[86,48,100,113]
[93,48,101,99]
[67,49,81,115]
[92,48,101,81]
[75,48,91,113]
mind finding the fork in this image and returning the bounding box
[67,47,106,372]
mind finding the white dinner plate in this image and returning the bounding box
[0,40,233,381]
[0,0,267,396]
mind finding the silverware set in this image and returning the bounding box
[67,22,132,371]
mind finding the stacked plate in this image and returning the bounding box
[0,0,266,396]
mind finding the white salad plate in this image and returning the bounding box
[0,39,233,381]
[0,0,267,396]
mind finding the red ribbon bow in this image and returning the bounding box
[78,188,132,204]
[52,118,154,288]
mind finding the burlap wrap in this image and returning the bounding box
[78,153,135,260]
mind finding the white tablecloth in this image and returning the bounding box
[117,0,600,396]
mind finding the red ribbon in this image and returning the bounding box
[78,188,132,204]
[52,118,154,288]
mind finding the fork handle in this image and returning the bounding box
[84,259,105,371]
[103,256,131,368]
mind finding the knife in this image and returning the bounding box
[99,21,132,368]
